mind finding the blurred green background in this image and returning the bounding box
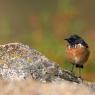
[0,0,95,81]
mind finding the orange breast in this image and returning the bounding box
[66,46,89,65]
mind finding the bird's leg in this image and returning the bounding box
[79,68,82,78]
[78,65,83,77]
[78,67,84,82]
[71,64,75,73]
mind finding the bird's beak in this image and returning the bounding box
[64,38,68,41]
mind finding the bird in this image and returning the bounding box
[64,35,90,77]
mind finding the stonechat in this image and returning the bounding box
[64,35,90,77]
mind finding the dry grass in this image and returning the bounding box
[0,79,95,95]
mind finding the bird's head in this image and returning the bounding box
[64,35,88,48]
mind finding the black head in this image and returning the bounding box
[64,35,88,48]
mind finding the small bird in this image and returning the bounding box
[64,35,90,77]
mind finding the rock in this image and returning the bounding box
[0,43,78,82]
[0,79,95,95]
[0,42,95,91]
[0,42,95,95]
[0,43,57,80]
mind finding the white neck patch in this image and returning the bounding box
[77,43,84,48]
[68,43,84,48]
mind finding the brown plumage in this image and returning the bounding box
[66,44,89,67]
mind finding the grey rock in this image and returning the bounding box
[0,43,79,82]
[0,43,95,87]
[0,43,48,80]
[0,43,95,90]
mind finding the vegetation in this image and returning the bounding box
[0,0,95,81]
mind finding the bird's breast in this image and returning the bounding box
[66,45,89,65]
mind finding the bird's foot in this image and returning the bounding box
[78,76,84,82]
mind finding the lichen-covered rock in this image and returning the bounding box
[0,43,95,91]
[0,42,85,83]
[0,43,80,82]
